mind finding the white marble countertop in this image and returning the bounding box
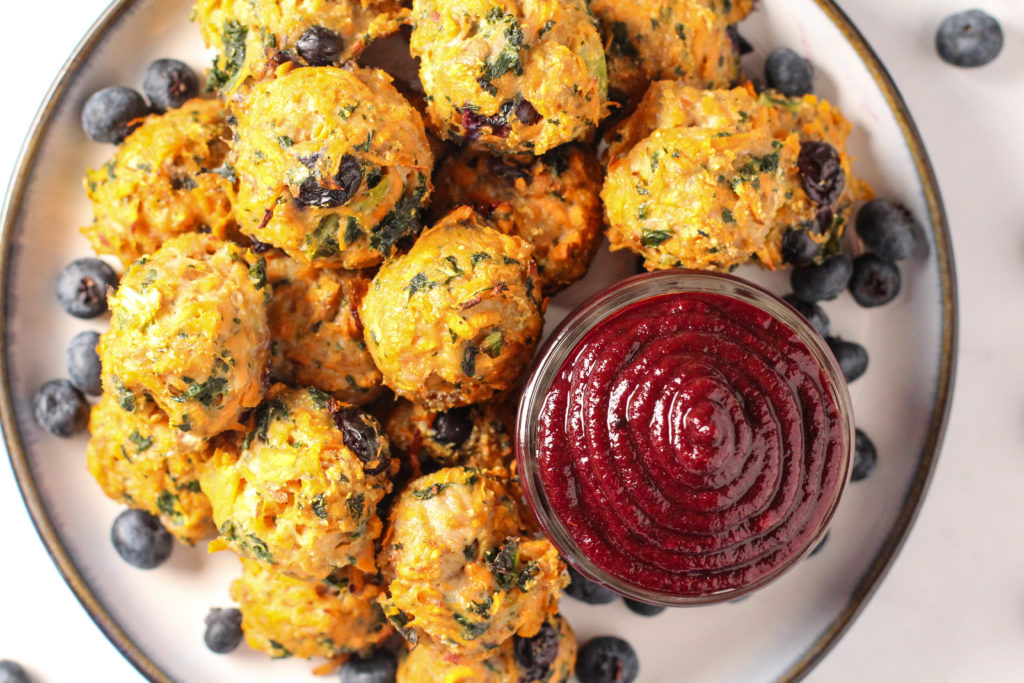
[1,0,1021,680]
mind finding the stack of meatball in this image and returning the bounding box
[80,0,864,679]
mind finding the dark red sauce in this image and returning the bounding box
[536,292,847,596]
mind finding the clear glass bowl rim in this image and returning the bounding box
[514,269,856,606]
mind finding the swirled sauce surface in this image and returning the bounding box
[536,292,847,596]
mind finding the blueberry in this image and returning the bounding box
[334,406,390,475]
[431,407,473,448]
[855,199,919,261]
[514,620,560,681]
[937,10,1003,67]
[142,59,200,113]
[764,48,813,97]
[67,331,103,396]
[808,531,829,557]
[790,253,852,303]
[339,650,397,683]
[623,598,666,617]
[575,636,639,683]
[781,228,821,267]
[56,257,118,319]
[0,660,29,683]
[782,294,830,337]
[110,509,173,569]
[33,379,89,438]
[81,86,150,144]
[565,565,618,605]
[851,428,877,482]
[848,254,901,308]
[826,337,869,383]
[296,26,345,66]
[204,608,243,654]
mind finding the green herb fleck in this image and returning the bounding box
[412,483,451,500]
[454,613,489,641]
[481,330,503,358]
[127,429,152,454]
[208,20,247,91]
[640,228,673,247]
[307,213,341,259]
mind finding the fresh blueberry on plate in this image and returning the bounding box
[81,86,149,144]
[56,258,118,319]
[67,331,102,396]
[0,660,29,683]
[514,620,560,680]
[576,636,640,683]
[623,598,666,617]
[852,429,878,482]
[142,59,200,113]
[937,9,1003,67]
[848,254,901,308]
[204,608,243,654]
[110,509,173,569]
[565,565,618,605]
[782,294,830,337]
[790,253,852,302]
[826,337,869,383]
[339,649,397,683]
[764,47,813,97]
[780,228,822,267]
[33,379,89,438]
[855,199,919,261]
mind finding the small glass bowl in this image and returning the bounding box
[515,270,855,606]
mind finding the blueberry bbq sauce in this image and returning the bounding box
[535,291,848,597]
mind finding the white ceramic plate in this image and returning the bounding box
[0,0,955,681]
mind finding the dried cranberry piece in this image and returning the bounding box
[461,107,511,140]
[248,236,274,253]
[491,159,531,183]
[334,406,391,475]
[515,99,541,125]
[797,141,845,207]
[514,621,560,682]
[296,154,363,208]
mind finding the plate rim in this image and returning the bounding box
[0,1,957,681]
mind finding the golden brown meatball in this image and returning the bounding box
[99,233,270,438]
[384,397,514,470]
[230,558,391,660]
[232,66,433,269]
[201,385,392,579]
[602,82,867,271]
[82,98,236,268]
[361,207,543,411]
[591,0,751,107]
[397,613,576,682]
[378,467,567,658]
[195,0,410,92]
[86,393,214,545]
[410,0,609,154]
[265,251,382,405]
[431,145,603,294]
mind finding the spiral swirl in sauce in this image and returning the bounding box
[536,292,847,596]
